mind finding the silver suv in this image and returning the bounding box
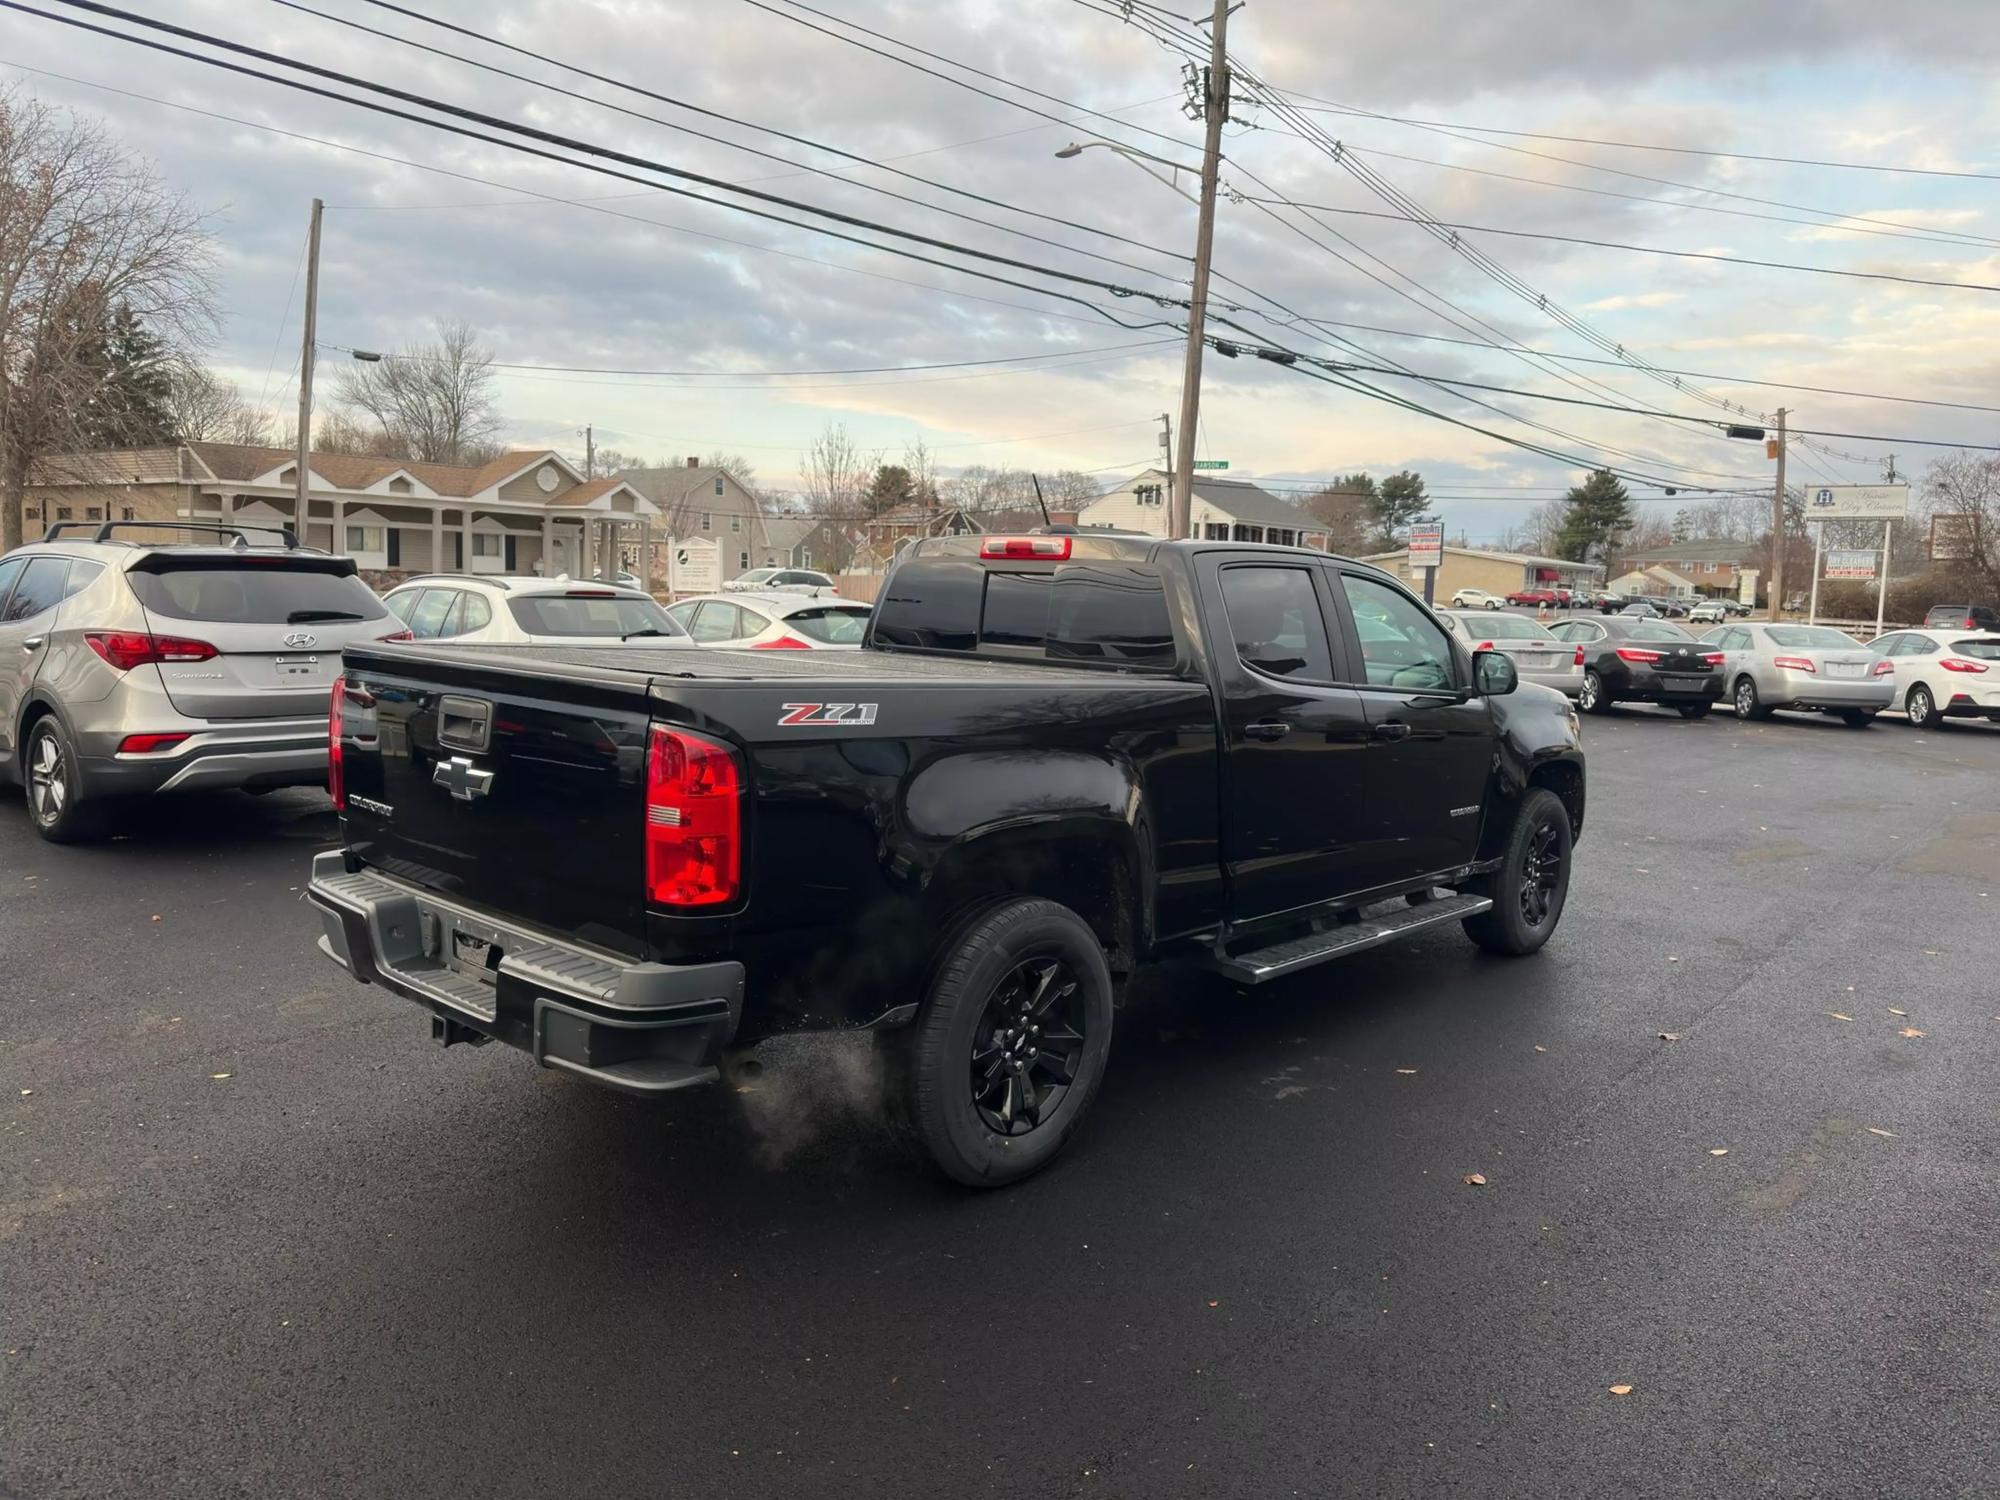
[0,523,407,841]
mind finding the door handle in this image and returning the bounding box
[1371,720,1412,742]
[22,636,44,651]
[1242,719,1291,742]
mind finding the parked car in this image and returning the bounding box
[0,521,409,841]
[1451,587,1505,610]
[723,567,839,597]
[666,589,872,649]
[1619,600,1662,619]
[1439,608,1583,697]
[1700,623,1891,727]
[1687,601,1728,625]
[1597,593,1631,615]
[1506,588,1560,607]
[1552,615,1724,717]
[309,533,1585,1186]
[1866,627,2000,727]
[1722,598,1754,618]
[382,576,691,646]
[1922,604,2000,632]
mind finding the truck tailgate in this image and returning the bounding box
[337,647,656,957]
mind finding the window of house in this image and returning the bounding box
[84,506,102,521]
[729,515,741,533]
[1203,523,1229,540]
[121,506,136,520]
[739,550,750,571]
[55,506,73,520]
[1270,529,1296,547]
[700,512,712,531]
[1232,524,1265,543]
[346,525,385,552]
[471,532,503,558]
[388,477,412,494]
[713,475,725,496]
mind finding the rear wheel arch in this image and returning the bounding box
[923,823,1145,975]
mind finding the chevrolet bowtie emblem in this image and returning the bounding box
[432,755,494,802]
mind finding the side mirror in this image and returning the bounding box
[1474,648,1518,696]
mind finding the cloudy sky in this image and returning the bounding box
[9,0,2000,537]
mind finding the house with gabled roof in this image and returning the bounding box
[18,441,663,582]
[1075,468,1329,548]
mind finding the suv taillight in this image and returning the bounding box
[646,726,742,907]
[84,631,218,671]
[329,676,347,811]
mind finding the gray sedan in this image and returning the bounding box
[1438,608,1582,697]
[1700,622,1894,726]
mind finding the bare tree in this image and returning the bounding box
[800,420,877,523]
[1041,469,1103,509]
[331,318,502,465]
[1921,451,2000,602]
[164,363,271,445]
[701,449,762,498]
[0,89,216,551]
[1301,479,1376,554]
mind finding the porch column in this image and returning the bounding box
[462,508,474,573]
[431,505,443,575]
[541,514,554,576]
[638,522,653,589]
[330,498,344,558]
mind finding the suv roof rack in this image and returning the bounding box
[95,520,301,548]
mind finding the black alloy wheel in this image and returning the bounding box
[969,957,1088,1137]
[1518,818,1564,928]
[1462,787,1572,956]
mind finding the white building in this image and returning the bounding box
[1076,468,1329,548]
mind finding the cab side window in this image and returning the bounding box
[1339,574,1454,691]
[1217,565,1333,681]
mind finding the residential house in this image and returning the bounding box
[1076,468,1328,548]
[1609,564,1699,600]
[618,459,772,578]
[1615,540,1754,597]
[17,442,661,582]
[846,504,982,574]
[1364,545,1604,599]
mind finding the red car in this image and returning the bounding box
[1507,588,1560,607]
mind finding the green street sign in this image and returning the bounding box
[1193,459,1230,470]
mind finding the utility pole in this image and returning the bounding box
[294,197,323,541]
[1169,0,1231,544]
[583,424,595,480]
[1766,406,1787,618]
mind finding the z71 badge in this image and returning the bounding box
[777,702,879,727]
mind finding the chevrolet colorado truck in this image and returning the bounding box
[308,534,1585,1185]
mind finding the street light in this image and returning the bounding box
[1053,140,1198,204]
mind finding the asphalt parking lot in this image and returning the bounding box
[4,707,1998,1499]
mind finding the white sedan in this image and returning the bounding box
[1451,588,1506,610]
[722,567,839,596]
[1867,627,2000,727]
[382,576,692,645]
[666,589,872,649]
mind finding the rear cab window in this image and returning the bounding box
[506,592,682,638]
[873,555,1178,669]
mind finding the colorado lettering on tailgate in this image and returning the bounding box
[777,703,879,727]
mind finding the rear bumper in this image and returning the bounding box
[1769,673,1894,711]
[306,851,743,1095]
[1610,668,1723,702]
[79,717,328,795]
[1520,665,1583,697]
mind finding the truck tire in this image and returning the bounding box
[909,897,1114,1188]
[1462,788,1572,957]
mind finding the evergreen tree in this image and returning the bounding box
[76,303,177,447]
[864,463,916,517]
[1371,469,1430,544]
[1556,469,1634,562]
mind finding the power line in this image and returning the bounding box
[323,337,1177,379]
[1233,197,2000,296]
[1270,94,2000,184]
[17,2,1191,334]
[266,0,1189,288]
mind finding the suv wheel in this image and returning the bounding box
[909,897,1114,1187]
[1906,683,1942,729]
[1462,788,1572,956]
[24,717,103,843]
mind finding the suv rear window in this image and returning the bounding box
[874,558,1176,668]
[128,562,387,624]
[785,605,870,644]
[507,593,684,638]
[1951,638,2000,660]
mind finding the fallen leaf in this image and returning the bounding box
[1709,1148,1729,1157]
[1462,1173,1486,1186]
[1667,956,1680,964]
[1888,1008,1907,1017]
[150,914,162,923]
[1395,1068,1419,1076]
[1206,1300,1219,1308]
[1866,1128,1895,1138]
[1827,1012,1853,1022]
[1609,1384,1634,1397]
[211,1072,232,1080]
[1899,1027,1926,1039]
[1533,1045,1548,1053]
[19,1088,32,1097]
[1658,1032,1681,1042]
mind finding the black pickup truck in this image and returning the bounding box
[309,534,1585,1185]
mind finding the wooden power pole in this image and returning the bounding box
[1169,0,1231,543]
[293,197,323,541]
[1767,407,1787,618]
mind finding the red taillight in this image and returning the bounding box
[328,676,347,811]
[1940,657,1990,673]
[751,634,812,650]
[1967,617,1979,629]
[566,588,617,597]
[980,535,1072,560]
[1872,658,1896,677]
[1474,640,1494,652]
[1701,651,1725,667]
[117,732,191,754]
[379,629,414,642]
[646,726,742,907]
[83,631,218,671]
[1574,646,1585,666]
[1773,655,1816,673]
[1615,647,1662,663]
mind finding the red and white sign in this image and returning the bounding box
[1407,524,1444,570]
